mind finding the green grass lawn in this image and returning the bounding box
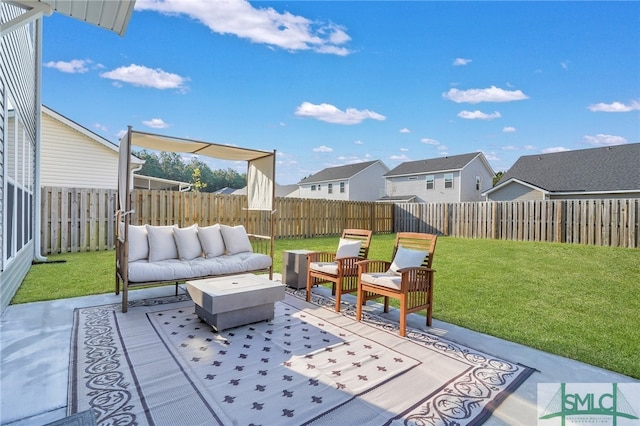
[14,234,640,379]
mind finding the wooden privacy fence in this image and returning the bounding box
[41,188,394,254]
[41,187,639,253]
[395,199,639,248]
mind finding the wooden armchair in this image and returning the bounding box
[356,232,437,337]
[306,229,373,312]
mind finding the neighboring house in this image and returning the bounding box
[381,152,495,203]
[485,143,640,201]
[41,105,144,189]
[0,1,135,314]
[297,160,389,201]
[133,175,192,192]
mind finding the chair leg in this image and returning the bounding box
[383,296,389,313]
[306,272,313,302]
[356,286,363,321]
[335,286,342,312]
[399,296,407,337]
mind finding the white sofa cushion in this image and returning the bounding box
[198,224,225,258]
[146,225,179,262]
[220,225,253,254]
[388,245,427,275]
[123,224,149,262]
[173,224,203,260]
[360,272,402,290]
[127,252,272,283]
[335,238,361,259]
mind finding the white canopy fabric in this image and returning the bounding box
[117,128,276,220]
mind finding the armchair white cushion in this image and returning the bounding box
[335,238,361,259]
[388,245,428,275]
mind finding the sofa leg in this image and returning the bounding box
[175,282,179,296]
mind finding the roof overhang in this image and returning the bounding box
[2,0,135,37]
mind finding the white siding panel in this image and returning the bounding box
[387,171,461,203]
[487,182,544,201]
[1,78,4,269]
[41,113,120,189]
[460,156,495,202]
[348,162,387,201]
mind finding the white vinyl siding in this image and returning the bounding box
[459,156,496,201]
[486,182,545,201]
[40,113,121,189]
[0,4,39,314]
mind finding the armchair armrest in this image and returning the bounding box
[356,259,392,274]
[397,266,436,292]
[307,251,337,263]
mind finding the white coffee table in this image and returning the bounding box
[186,274,285,332]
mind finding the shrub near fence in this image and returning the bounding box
[41,187,639,253]
[395,199,639,248]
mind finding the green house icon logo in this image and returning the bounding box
[539,383,639,425]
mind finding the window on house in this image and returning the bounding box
[425,175,434,190]
[5,109,35,264]
[311,185,316,191]
[444,173,454,189]
[340,182,345,193]
[328,183,333,194]
[476,176,481,190]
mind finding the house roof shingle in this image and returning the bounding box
[298,160,381,184]
[496,143,640,193]
[384,152,482,177]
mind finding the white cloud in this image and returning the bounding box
[561,60,570,70]
[44,59,92,73]
[587,100,640,112]
[523,145,536,150]
[313,145,333,153]
[100,64,189,91]
[453,58,472,66]
[502,145,518,151]
[94,123,108,132]
[542,146,570,153]
[443,86,529,103]
[295,102,386,125]
[400,148,409,152]
[390,154,410,161]
[458,110,502,120]
[143,118,170,129]
[420,138,440,145]
[116,129,128,140]
[135,0,351,56]
[400,128,411,133]
[437,145,449,152]
[483,151,500,161]
[503,126,516,133]
[354,140,364,145]
[583,134,628,146]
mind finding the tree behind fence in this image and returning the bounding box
[41,187,639,254]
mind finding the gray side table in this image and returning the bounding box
[282,249,314,289]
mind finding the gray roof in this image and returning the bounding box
[384,152,482,177]
[496,143,640,192]
[299,160,381,184]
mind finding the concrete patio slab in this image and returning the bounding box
[1,275,637,425]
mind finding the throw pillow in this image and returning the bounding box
[335,238,362,259]
[198,224,226,258]
[145,225,179,262]
[173,224,203,260]
[122,223,149,262]
[388,245,428,275]
[220,225,253,254]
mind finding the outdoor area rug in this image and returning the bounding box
[69,291,534,425]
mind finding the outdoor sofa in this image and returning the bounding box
[116,223,272,312]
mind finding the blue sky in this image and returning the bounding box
[42,1,639,184]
